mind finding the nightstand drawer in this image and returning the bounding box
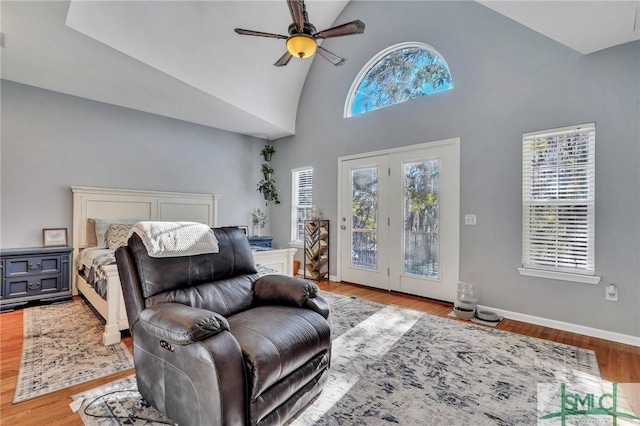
[4,274,62,299]
[5,256,61,278]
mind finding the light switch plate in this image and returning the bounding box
[465,214,477,225]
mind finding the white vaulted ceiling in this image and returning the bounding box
[1,0,350,139]
[478,1,640,55]
[2,1,638,140]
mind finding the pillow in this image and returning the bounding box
[86,219,98,247]
[106,224,134,250]
[94,218,141,248]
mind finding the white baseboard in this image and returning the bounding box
[477,304,640,348]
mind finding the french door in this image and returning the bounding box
[338,139,460,302]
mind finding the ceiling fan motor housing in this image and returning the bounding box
[288,22,317,36]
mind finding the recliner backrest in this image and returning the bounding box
[127,227,258,315]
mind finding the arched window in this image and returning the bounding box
[345,42,453,117]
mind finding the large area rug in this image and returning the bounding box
[13,300,134,403]
[72,292,608,425]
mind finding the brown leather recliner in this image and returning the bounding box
[115,226,331,425]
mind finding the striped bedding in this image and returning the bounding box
[77,248,116,300]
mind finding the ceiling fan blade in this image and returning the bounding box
[287,0,304,32]
[234,28,288,40]
[313,20,365,39]
[317,46,346,66]
[274,51,293,67]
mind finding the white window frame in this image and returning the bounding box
[290,167,313,246]
[518,123,600,285]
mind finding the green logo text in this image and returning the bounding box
[540,383,639,425]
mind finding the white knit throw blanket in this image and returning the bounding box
[130,221,219,258]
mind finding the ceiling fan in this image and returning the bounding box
[234,0,365,67]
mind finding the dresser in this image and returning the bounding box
[1,246,73,311]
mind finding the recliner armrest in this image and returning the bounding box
[305,296,330,319]
[254,275,318,307]
[139,303,229,345]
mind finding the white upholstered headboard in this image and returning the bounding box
[71,186,219,252]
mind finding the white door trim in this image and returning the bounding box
[336,137,461,287]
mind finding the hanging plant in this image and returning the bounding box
[257,179,280,205]
[260,143,276,161]
[261,163,274,180]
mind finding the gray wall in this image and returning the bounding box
[1,80,268,248]
[269,1,640,336]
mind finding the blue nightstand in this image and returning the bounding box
[247,236,273,248]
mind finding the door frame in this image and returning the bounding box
[336,137,460,294]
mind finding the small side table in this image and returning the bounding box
[1,246,73,311]
[248,236,273,248]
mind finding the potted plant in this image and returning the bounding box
[257,179,280,205]
[261,163,274,180]
[252,208,268,236]
[260,144,276,161]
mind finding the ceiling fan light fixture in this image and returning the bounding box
[286,34,317,59]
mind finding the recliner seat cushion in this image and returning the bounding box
[228,306,331,400]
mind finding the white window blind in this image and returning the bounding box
[522,123,595,276]
[292,168,313,243]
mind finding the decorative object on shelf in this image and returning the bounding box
[42,228,68,247]
[257,141,280,205]
[236,225,249,235]
[252,208,268,237]
[304,219,329,280]
[260,142,276,161]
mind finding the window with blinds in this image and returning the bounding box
[522,123,595,276]
[291,167,313,243]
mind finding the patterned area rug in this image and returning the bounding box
[13,300,134,403]
[72,292,603,425]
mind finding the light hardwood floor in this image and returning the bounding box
[1,281,639,425]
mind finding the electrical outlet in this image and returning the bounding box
[605,284,618,302]
[465,214,477,225]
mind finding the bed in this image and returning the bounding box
[71,186,296,345]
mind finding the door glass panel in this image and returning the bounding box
[351,167,378,269]
[403,159,439,278]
